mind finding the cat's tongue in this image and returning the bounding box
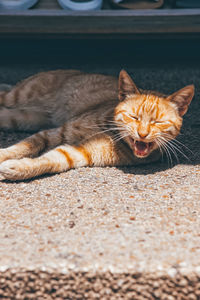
[135,141,149,157]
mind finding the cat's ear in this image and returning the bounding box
[167,85,195,116]
[118,69,140,101]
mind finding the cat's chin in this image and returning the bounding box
[128,137,155,158]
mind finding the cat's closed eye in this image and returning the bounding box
[130,115,139,121]
[154,120,171,125]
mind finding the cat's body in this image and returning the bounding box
[0,69,194,180]
[0,70,118,131]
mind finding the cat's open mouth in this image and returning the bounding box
[129,138,154,158]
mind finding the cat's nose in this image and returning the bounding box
[138,131,148,139]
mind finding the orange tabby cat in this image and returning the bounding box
[0,69,194,180]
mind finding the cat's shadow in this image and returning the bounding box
[117,160,174,176]
[2,172,56,184]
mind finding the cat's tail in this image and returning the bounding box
[0,107,50,132]
[0,84,50,131]
[0,84,12,93]
[0,83,15,107]
[0,83,19,107]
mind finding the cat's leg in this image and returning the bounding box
[0,125,67,164]
[0,134,121,180]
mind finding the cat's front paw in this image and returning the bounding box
[0,159,28,181]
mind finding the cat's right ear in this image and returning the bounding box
[118,70,140,101]
[167,84,195,116]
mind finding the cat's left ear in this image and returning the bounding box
[167,85,195,116]
[118,69,140,101]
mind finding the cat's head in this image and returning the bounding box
[114,70,194,158]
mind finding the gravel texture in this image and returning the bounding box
[0,57,199,299]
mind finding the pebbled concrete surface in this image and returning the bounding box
[0,57,199,299]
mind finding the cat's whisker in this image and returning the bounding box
[162,141,180,164]
[155,140,164,161]
[106,121,133,137]
[100,120,123,128]
[167,139,194,156]
[112,133,122,140]
[84,125,128,141]
[106,120,120,124]
[81,120,122,129]
[162,143,174,167]
[156,138,174,167]
[155,139,169,165]
[157,139,166,157]
[158,136,191,162]
[161,133,194,155]
[157,137,179,162]
[167,141,191,162]
[98,126,125,134]
[107,119,130,128]
[160,145,172,167]
[158,136,190,163]
[86,129,119,139]
[113,131,130,140]
[112,133,130,143]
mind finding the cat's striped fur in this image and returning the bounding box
[0,69,194,180]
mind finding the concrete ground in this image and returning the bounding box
[0,56,199,299]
